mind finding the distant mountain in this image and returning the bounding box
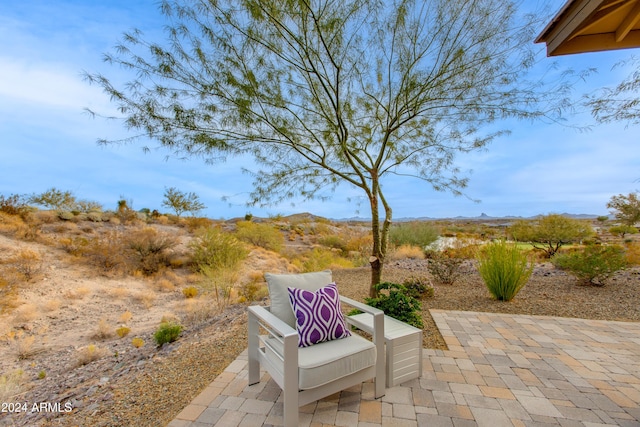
[336,212,606,222]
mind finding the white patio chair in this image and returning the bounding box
[248,270,385,427]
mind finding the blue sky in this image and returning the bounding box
[1,1,639,220]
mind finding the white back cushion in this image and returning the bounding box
[264,270,332,328]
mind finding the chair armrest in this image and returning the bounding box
[340,296,383,316]
[248,305,297,338]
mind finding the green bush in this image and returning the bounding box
[476,240,532,301]
[190,227,248,273]
[402,276,434,299]
[389,222,438,248]
[364,282,423,329]
[552,244,627,286]
[295,247,354,272]
[153,322,183,346]
[235,220,284,252]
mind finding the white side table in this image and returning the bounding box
[348,313,423,387]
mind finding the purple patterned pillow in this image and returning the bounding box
[287,283,351,347]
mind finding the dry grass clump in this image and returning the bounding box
[180,296,219,325]
[132,291,156,309]
[388,244,425,260]
[115,325,131,338]
[107,286,130,299]
[119,311,133,323]
[14,335,36,360]
[93,318,113,340]
[65,286,91,300]
[42,299,62,312]
[13,303,39,323]
[76,344,108,366]
[0,369,25,401]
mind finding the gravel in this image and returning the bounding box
[35,261,640,427]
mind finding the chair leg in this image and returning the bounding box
[247,311,260,385]
[283,334,299,427]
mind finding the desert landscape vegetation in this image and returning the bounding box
[0,189,639,426]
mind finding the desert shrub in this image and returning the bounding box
[153,321,182,346]
[115,326,131,338]
[3,250,43,282]
[389,222,438,248]
[132,291,156,309]
[182,286,198,298]
[625,242,640,265]
[190,227,248,273]
[131,337,145,348]
[363,282,423,329]
[235,220,284,252]
[119,311,133,323]
[237,281,267,303]
[426,251,464,285]
[318,235,348,253]
[402,276,434,299]
[0,194,30,218]
[77,344,107,366]
[125,227,178,275]
[552,244,627,286]
[93,318,113,340]
[0,369,25,401]
[14,335,36,360]
[184,216,213,231]
[200,267,238,309]
[82,230,128,274]
[294,247,354,272]
[86,211,103,222]
[609,225,638,238]
[389,244,425,260]
[180,296,219,325]
[476,240,533,301]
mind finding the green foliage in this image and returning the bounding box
[509,214,594,258]
[153,321,182,347]
[295,247,354,272]
[389,222,439,248]
[190,227,248,273]
[235,221,283,252]
[552,244,627,286]
[364,282,423,329]
[402,276,434,299]
[607,193,640,227]
[318,234,348,253]
[29,188,76,212]
[162,187,206,217]
[476,240,533,301]
[609,225,638,238]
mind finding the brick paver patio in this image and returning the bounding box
[168,310,640,426]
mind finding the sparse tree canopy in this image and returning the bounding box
[29,188,77,212]
[607,192,640,227]
[162,187,206,217]
[587,57,640,125]
[86,0,574,296]
[509,214,594,258]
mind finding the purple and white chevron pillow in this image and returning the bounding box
[287,283,351,347]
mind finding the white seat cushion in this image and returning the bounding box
[264,333,376,390]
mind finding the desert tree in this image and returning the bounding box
[509,214,594,258]
[85,0,576,296]
[607,192,640,227]
[28,188,77,212]
[162,186,206,217]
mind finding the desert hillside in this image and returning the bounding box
[0,209,638,426]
